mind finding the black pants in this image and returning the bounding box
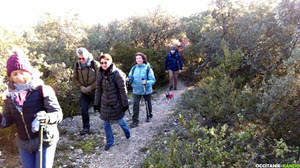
[80,93,94,129]
[132,94,152,123]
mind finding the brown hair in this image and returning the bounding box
[99,53,113,62]
[135,52,147,64]
[8,71,31,90]
[8,78,15,90]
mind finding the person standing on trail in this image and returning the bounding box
[127,52,156,128]
[72,47,100,135]
[165,46,183,91]
[0,49,63,168]
[94,53,130,151]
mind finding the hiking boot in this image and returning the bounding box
[174,87,177,90]
[125,132,130,139]
[169,85,173,91]
[146,116,150,122]
[105,144,113,151]
[130,121,138,128]
[80,128,90,135]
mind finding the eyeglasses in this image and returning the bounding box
[78,58,85,60]
[100,62,107,65]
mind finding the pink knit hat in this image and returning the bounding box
[6,51,32,77]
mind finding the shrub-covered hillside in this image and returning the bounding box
[0,0,299,166]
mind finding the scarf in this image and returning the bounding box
[7,69,44,112]
[81,58,90,67]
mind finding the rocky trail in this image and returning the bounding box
[55,81,189,168]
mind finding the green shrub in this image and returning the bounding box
[142,113,299,168]
[43,63,80,117]
[245,52,300,146]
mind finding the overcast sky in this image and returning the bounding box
[0,0,211,30]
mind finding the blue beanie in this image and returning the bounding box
[170,46,176,51]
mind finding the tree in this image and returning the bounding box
[25,12,88,68]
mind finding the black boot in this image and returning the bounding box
[80,128,90,135]
[130,121,138,128]
[146,116,150,122]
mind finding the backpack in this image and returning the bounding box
[76,60,97,86]
[99,69,119,88]
[76,60,96,73]
[168,53,180,61]
[131,65,153,80]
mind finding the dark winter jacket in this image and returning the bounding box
[165,52,183,71]
[94,64,128,121]
[0,85,63,151]
[72,55,100,95]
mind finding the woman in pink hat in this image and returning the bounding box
[0,50,63,168]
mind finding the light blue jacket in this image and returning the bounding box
[128,63,156,95]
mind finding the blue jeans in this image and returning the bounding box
[18,142,57,168]
[103,118,130,146]
[80,93,94,129]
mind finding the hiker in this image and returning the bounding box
[0,50,63,168]
[165,46,183,90]
[127,52,156,128]
[72,47,100,135]
[94,53,130,151]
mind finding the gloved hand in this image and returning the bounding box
[80,86,88,94]
[36,111,49,125]
[122,106,129,112]
[94,105,100,112]
[86,86,92,93]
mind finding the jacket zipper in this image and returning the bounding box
[20,111,31,140]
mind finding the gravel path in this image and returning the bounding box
[55,81,188,168]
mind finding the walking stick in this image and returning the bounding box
[39,124,44,168]
[142,78,150,120]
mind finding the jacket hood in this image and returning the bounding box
[78,53,94,67]
[100,63,116,75]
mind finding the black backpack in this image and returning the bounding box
[131,65,153,80]
[99,69,118,88]
[76,60,97,86]
[75,60,96,73]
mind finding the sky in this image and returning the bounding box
[0,0,211,30]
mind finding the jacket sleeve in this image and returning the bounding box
[116,71,129,107]
[72,63,82,90]
[165,55,169,71]
[178,54,183,70]
[43,85,63,124]
[89,60,101,91]
[146,68,156,88]
[0,100,14,128]
[94,70,103,106]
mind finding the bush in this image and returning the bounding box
[245,51,300,146]
[180,43,247,124]
[43,63,80,117]
[142,111,299,168]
